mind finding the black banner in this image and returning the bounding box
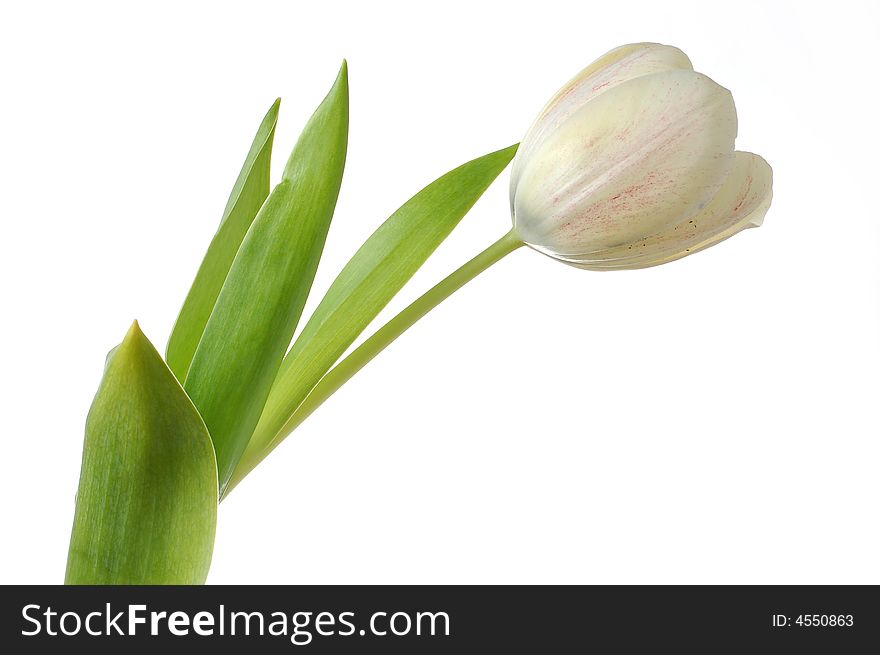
[1,585,877,652]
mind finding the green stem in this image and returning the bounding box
[227,229,523,493]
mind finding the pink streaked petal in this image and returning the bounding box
[574,152,772,270]
[510,43,693,198]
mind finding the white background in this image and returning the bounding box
[2,0,878,584]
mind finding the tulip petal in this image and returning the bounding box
[513,69,738,256]
[511,43,692,194]
[575,151,772,270]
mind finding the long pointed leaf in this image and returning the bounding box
[167,99,280,381]
[233,144,517,483]
[66,322,218,584]
[184,63,349,493]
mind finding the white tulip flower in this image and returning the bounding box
[510,43,772,269]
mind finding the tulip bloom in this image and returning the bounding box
[510,43,772,269]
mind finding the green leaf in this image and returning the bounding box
[166,99,280,381]
[184,62,349,493]
[66,322,218,585]
[232,144,517,484]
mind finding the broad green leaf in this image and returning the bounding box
[166,99,280,381]
[232,144,518,484]
[184,62,349,493]
[66,322,217,585]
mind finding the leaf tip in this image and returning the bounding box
[333,60,349,98]
[268,97,281,120]
[281,59,350,182]
[125,319,143,340]
[119,320,153,361]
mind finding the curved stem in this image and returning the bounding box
[226,230,523,493]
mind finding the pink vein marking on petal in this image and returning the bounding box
[732,175,753,213]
